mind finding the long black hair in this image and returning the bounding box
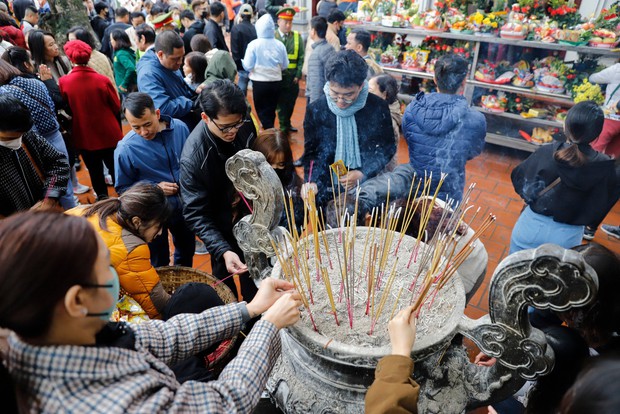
[554,101,605,167]
[27,30,71,74]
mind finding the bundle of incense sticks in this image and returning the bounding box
[269,171,495,334]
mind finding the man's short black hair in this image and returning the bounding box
[351,29,371,53]
[327,9,345,23]
[122,92,156,118]
[130,11,145,22]
[324,50,368,87]
[311,16,327,39]
[190,34,211,53]
[150,5,164,15]
[210,2,226,18]
[434,54,469,94]
[116,7,129,18]
[154,30,184,55]
[94,1,109,15]
[24,5,38,16]
[135,23,156,44]
[0,94,33,133]
[180,9,194,21]
[199,79,247,119]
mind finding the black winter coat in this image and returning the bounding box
[183,20,205,54]
[180,121,257,266]
[231,20,257,71]
[302,93,396,207]
[203,19,228,52]
[512,141,620,226]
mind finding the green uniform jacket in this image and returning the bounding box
[113,48,137,92]
[275,30,304,80]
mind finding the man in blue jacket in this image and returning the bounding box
[137,30,199,130]
[114,92,195,267]
[357,54,486,213]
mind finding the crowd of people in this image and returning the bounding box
[0,0,620,412]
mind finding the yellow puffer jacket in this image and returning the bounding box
[67,207,170,319]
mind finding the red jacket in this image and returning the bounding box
[0,25,26,48]
[59,65,122,151]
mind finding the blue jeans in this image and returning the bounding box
[509,206,584,254]
[238,70,250,95]
[42,129,76,210]
[148,208,196,267]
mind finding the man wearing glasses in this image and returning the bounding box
[180,80,258,301]
[301,50,395,209]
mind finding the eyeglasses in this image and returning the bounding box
[328,89,358,104]
[211,118,249,134]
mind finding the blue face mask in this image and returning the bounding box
[83,266,120,321]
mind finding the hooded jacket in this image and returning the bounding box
[137,49,196,121]
[242,14,288,82]
[67,207,170,319]
[204,49,237,84]
[512,141,620,226]
[402,92,486,202]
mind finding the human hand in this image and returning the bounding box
[38,64,52,81]
[157,181,179,195]
[487,406,498,414]
[300,182,318,201]
[293,77,299,85]
[262,291,303,329]
[338,170,364,188]
[223,251,248,274]
[474,352,497,367]
[119,85,127,92]
[247,277,298,317]
[196,83,206,94]
[388,305,417,357]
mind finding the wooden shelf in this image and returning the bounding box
[474,107,564,128]
[485,132,545,152]
[468,80,574,104]
[350,23,620,57]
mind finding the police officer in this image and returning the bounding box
[275,7,304,135]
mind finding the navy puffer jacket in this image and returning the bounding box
[403,92,486,202]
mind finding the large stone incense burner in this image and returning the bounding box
[225,150,599,414]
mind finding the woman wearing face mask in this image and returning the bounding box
[252,128,304,230]
[0,210,303,413]
[0,59,77,210]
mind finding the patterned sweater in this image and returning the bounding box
[7,303,281,413]
[0,131,69,217]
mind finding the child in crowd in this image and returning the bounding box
[183,51,207,91]
[510,101,620,253]
[110,29,137,96]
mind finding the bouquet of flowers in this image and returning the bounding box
[594,3,620,32]
[546,0,582,29]
[469,11,502,35]
[380,45,401,68]
[572,79,605,105]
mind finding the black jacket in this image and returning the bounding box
[203,19,228,52]
[183,20,205,54]
[230,20,257,71]
[302,93,396,207]
[180,121,257,264]
[512,141,620,226]
[101,22,132,59]
[90,16,110,43]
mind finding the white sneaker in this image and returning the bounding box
[73,182,90,194]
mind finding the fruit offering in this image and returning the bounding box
[481,94,508,113]
[380,45,401,68]
[501,22,528,39]
[411,10,444,31]
[589,29,619,47]
[512,61,535,88]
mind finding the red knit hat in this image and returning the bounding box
[63,40,92,65]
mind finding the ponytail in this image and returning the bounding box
[554,143,589,167]
[84,198,122,231]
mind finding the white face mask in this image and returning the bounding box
[0,137,22,150]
